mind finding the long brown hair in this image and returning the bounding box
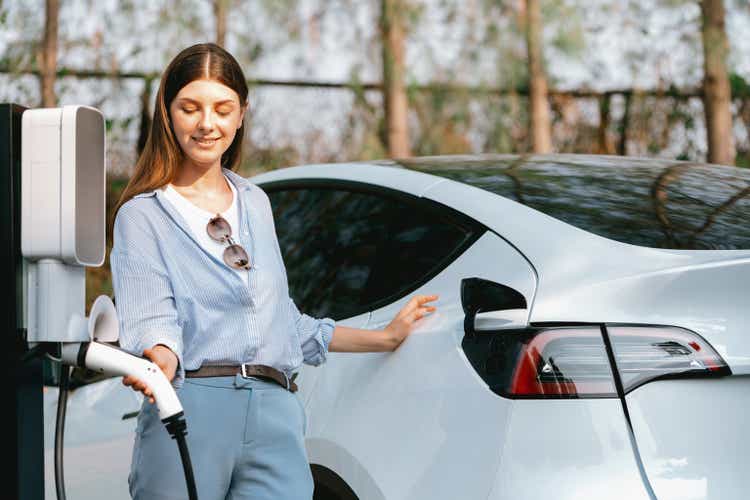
[110,43,249,230]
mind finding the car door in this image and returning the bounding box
[264,179,539,499]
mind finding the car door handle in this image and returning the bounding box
[122,410,140,420]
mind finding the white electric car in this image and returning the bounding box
[45,154,750,500]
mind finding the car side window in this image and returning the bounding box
[266,184,483,320]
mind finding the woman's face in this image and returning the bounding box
[169,78,247,169]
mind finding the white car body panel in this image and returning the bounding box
[625,378,750,500]
[487,400,651,500]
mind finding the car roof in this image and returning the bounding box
[252,154,750,251]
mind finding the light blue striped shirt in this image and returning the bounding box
[110,167,336,389]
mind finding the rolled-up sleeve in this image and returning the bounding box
[288,297,336,366]
[110,205,185,388]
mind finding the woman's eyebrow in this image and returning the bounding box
[177,97,235,105]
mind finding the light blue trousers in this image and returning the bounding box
[128,374,313,500]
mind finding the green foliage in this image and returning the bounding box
[551,25,585,55]
[730,73,750,98]
[543,1,586,58]
[241,144,300,175]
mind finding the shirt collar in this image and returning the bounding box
[132,167,253,199]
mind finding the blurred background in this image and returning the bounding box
[0,0,748,307]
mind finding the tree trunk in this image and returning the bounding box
[214,0,228,47]
[37,0,59,107]
[524,0,552,153]
[380,0,411,158]
[700,0,735,165]
[137,79,153,156]
[597,93,615,154]
[619,91,632,156]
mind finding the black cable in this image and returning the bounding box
[174,432,198,500]
[164,414,198,500]
[55,364,70,500]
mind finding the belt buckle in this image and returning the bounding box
[282,371,290,390]
[240,363,250,379]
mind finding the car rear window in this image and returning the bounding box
[396,156,750,250]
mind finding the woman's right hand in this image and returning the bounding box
[122,344,178,404]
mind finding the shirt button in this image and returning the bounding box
[243,230,249,235]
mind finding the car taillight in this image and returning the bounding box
[508,326,617,398]
[462,325,618,398]
[607,325,731,393]
[461,324,731,400]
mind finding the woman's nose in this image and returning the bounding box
[198,110,215,131]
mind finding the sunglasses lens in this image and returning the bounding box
[207,216,232,242]
[224,244,251,270]
[207,215,251,270]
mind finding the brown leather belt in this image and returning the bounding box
[185,364,298,392]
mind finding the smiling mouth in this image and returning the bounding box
[193,137,220,146]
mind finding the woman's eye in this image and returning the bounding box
[217,110,231,116]
[182,109,196,114]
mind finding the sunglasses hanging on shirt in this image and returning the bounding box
[206,214,251,270]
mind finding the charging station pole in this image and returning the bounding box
[2,101,193,500]
[1,102,44,500]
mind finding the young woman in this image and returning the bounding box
[110,42,438,500]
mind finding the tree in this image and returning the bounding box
[214,0,229,47]
[380,0,411,158]
[700,0,735,165]
[523,0,552,153]
[37,0,59,107]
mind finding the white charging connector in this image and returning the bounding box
[60,342,184,421]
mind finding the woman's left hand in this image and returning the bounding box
[384,294,439,350]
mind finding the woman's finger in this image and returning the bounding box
[417,294,438,305]
[143,348,155,362]
[407,308,425,323]
[417,305,435,316]
[408,305,436,323]
[123,376,141,388]
[407,294,438,311]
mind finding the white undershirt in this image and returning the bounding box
[161,173,249,284]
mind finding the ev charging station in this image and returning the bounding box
[3,102,196,500]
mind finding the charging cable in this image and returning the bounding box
[54,363,70,500]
